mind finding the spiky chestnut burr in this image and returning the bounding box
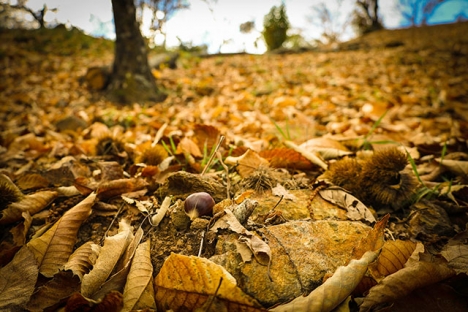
[320,148,417,211]
[360,148,417,210]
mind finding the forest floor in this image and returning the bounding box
[0,22,468,311]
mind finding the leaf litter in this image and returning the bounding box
[0,23,468,311]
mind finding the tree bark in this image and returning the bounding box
[108,0,166,104]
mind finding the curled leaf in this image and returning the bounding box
[81,219,133,298]
[27,192,95,277]
[122,240,154,312]
[271,250,379,312]
[360,261,455,312]
[64,241,101,281]
[0,190,58,225]
[369,240,417,281]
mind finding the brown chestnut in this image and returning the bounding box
[184,192,215,220]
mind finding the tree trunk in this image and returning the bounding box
[108,0,166,104]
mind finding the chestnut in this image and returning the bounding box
[184,192,215,220]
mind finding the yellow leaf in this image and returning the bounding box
[155,253,265,311]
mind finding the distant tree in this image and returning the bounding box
[354,0,382,34]
[307,0,354,44]
[0,1,56,29]
[108,0,166,103]
[136,0,188,48]
[240,20,255,34]
[397,0,454,26]
[263,4,290,51]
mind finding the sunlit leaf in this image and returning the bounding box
[155,253,265,311]
[271,251,379,312]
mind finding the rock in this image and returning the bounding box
[210,220,371,307]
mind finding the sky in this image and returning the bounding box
[17,0,468,54]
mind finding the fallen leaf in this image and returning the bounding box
[122,239,154,312]
[26,270,80,312]
[272,184,297,201]
[368,240,417,281]
[441,229,468,274]
[319,187,376,223]
[27,192,95,277]
[91,227,143,300]
[155,253,265,311]
[0,190,58,225]
[81,219,133,298]
[0,246,38,310]
[352,214,389,260]
[270,250,379,312]
[225,149,270,178]
[360,261,456,312]
[64,241,101,281]
[299,137,352,160]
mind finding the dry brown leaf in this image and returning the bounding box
[176,137,203,157]
[122,239,154,312]
[96,178,149,200]
[368,240,417,281]
[259,148,314,170]
[283,140,328,170]
[92,227,144,300]
[0,246,38,310]
[271,250,379,312]
[319,187,376,223]
[0,190,58,225]
[15,173,50,190]
[27,192,95,277]
[26,270,80,312]
[0,173,24,207]
[64,241,101,281]
[299,137,352,160]
[10,211,33,246]
[352,214,389,261]
[155,253,265,311]
[436,158,468,178]
[272,184,296,201]
[66,290,124,312]
[359,261,456,312]
[193,123,221,153]
[225,149,269,178]
[441,229,468,274]
[211,209,271,265]
[81,219,133,298]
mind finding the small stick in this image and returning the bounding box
[198,230,205,257]
[201,135,225,175]
[101,202,125,245]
